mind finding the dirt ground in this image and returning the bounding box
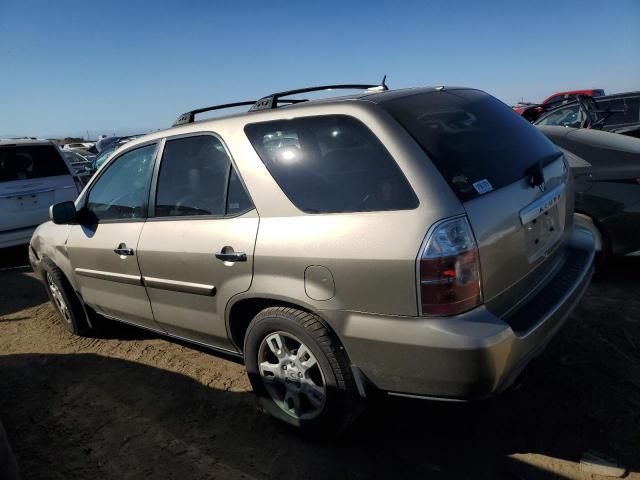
[0,245,638,479]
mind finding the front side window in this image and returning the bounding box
[86,143,156,221]
[93,145,117,170]
[155,135,252,217]
[245,115,418,213]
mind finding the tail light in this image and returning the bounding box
[419,216,482,316]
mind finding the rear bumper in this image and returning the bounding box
[323,225,595,400]
[0,225,38,249]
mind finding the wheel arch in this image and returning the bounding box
[226,295,341,355]
[40,254,95,327]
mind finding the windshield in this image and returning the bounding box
[0,144,70,183]
[536,105,584,127]
[381,89,561,200]
[63,151,85,162]
[93,145,117,170]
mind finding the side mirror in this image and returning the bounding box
[49,201,78,225]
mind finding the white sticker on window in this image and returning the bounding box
[472,179,494,195]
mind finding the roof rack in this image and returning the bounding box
[172,77,389,126]
[172,99,307,126]
[249,77,388,112]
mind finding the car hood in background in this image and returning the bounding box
[537,126,640,155]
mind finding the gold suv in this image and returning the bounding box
[30,83,595,432]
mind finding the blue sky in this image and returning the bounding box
[1,0,639,138]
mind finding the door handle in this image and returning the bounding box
[114,243,134,256]
[215,251,247,262]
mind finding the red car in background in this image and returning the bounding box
[513,88,605,115]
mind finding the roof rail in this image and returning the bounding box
[172,98,311,126]
[172,101,257,126]
[172,77,389,125]
[249,77,389,112]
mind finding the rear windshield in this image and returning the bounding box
[0,145,69,183]
[381,89,561,200]
[245,115,418,213]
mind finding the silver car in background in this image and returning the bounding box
[29,85,595,432]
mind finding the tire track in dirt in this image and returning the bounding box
[2,264,640,479]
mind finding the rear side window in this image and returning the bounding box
[245,115,418,213]
[382,89,561,201]
[154,135,253,217]
[0,145,69,182]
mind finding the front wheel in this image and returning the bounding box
[244,307,361,433]
[42,260,91,336]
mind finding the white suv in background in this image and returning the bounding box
[1,139,81,249]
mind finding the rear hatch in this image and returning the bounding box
[381,88,572,316]
[0,144,78,233]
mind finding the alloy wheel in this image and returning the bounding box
[46,273,72,325]
[258,331,327,420]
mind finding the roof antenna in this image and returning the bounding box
[366,75,389,93]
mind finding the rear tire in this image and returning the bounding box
[244,306,361,434]
[42,260,91,336]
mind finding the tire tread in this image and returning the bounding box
[245,306,361,432]
[41,258,92,336]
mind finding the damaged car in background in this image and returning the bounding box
[538,125,640,266]
[529,92,640,138]
[512,88,605,116]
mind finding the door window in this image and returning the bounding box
[86,143,156,221]
[155,135,252,217]
[226,167,253,215]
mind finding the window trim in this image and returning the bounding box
[147,131,255,222]
[244,114,419,215]
[81,140,160,224]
